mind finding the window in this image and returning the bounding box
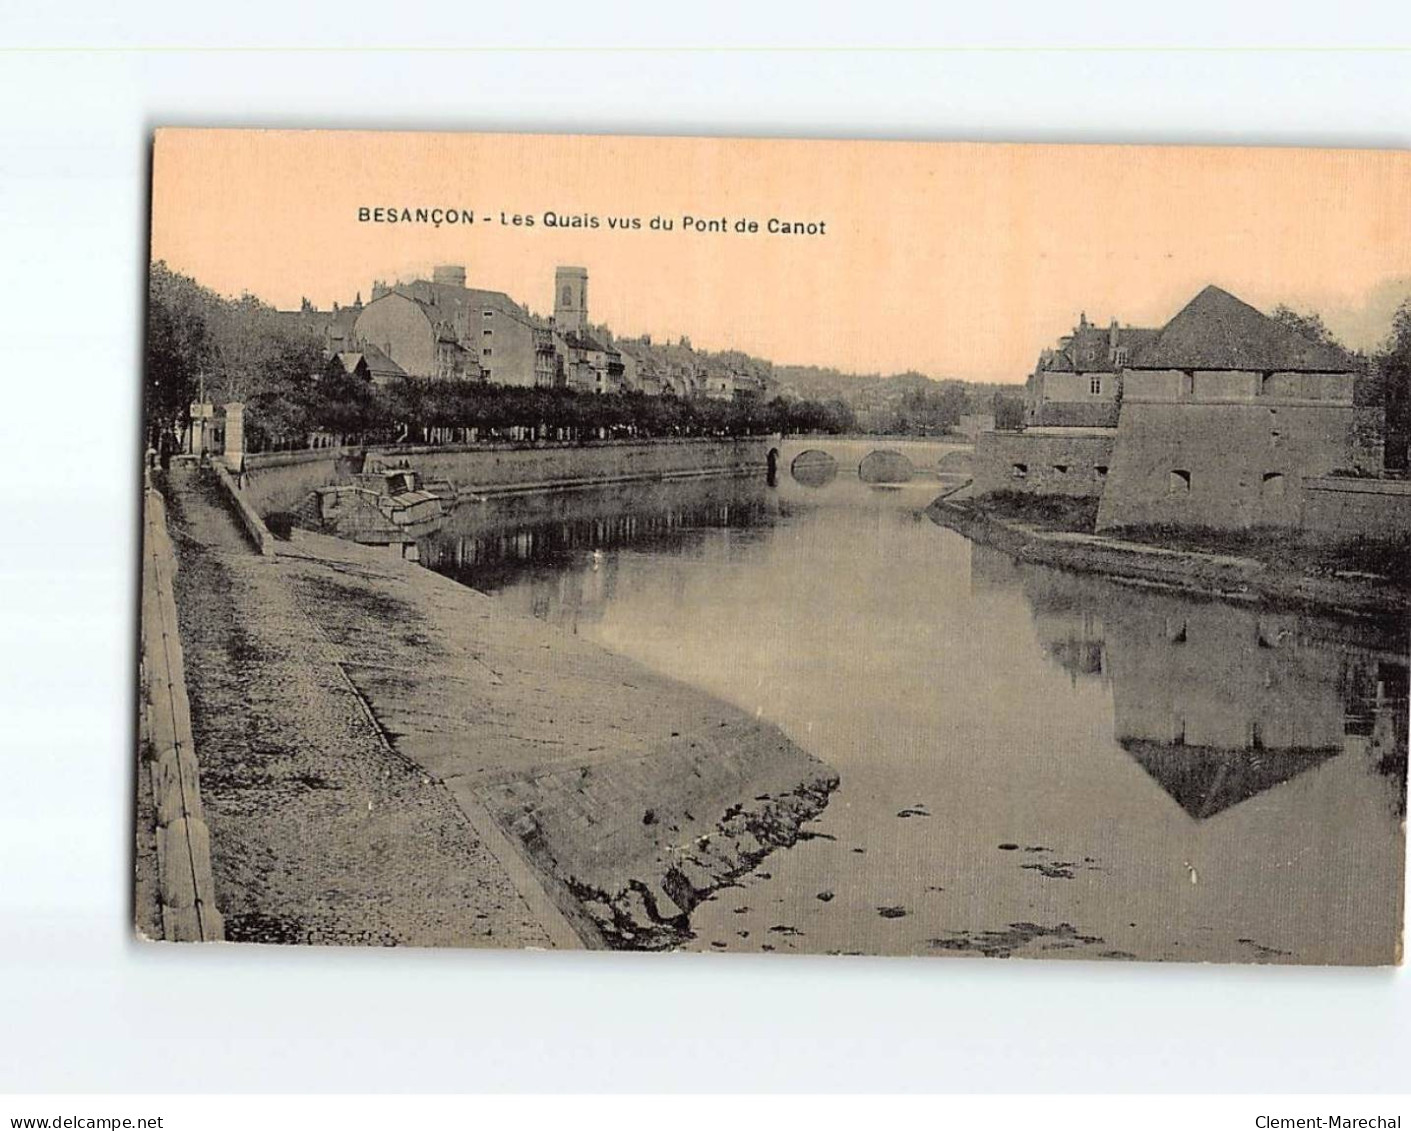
[1052,464,1069,475]
[483,347,492,357]
[1095,465,1109,478]
[562,285,573,306]
[1089,375,1102,396]
[1011,463,1028,479]
[482,309,494,318]
[1168,469,1191,495]
[483,328,493,336]
[1261,472,1286,498]
[1114,347,1129,366]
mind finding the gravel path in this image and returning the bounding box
[161,462,554,948]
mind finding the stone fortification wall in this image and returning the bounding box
[1122,368,1356,404]
[1033,401,1121,428]
[973,429,1117,498]
[1302,477,1411,540]
[1096,401,1355,531]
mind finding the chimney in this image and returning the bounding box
[432,265,467,288]
[1109,318,1119,351]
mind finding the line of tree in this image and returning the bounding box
[270,371,858,452]
[145,262,857,456]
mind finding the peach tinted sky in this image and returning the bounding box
[151,130,1411,384]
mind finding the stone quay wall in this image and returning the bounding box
[239,447,363,516]
[240,438,770,517]
[973,429,1117,498]
[138,484,223,942]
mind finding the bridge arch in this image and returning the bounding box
[790,449,838,487]
[858,449,915,484]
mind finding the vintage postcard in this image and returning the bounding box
[137,129,1409,964]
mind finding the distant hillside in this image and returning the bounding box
[774,366,1017,432]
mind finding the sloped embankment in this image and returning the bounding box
[279,530,838,949]
[478,734,838,949]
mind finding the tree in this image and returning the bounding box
[1271,305,1340,347]
[993,392,1025,431]
[145,261,214,457]
[205,292,323,408]
[1378,298,1411,471]
[308,357,388,441]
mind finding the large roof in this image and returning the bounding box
[1133,285,1355,372]
[1044,324,1159,373]
[393,279,523,318]
[379,279,543,341]
[1121,738,1340,820]
[334,343,405,379]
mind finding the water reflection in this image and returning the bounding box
[421,474,1407,963]
[420,476,781,627]
[985,544,1409,824]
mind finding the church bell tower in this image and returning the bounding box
[554,266,588,334]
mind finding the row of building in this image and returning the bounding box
[980,283,1407,535]
[282,264,771,401]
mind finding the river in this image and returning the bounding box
[419,464,1407,964]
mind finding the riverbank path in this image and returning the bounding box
[157,460,560,947]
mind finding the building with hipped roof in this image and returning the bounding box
[1095,284,1361,531]
[975,284,1396,536]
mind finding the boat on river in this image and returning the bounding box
[300,467,449,557]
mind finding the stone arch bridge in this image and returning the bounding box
[770,436,973,488]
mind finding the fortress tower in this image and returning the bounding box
[554,266,588,334]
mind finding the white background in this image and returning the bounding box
[1,0,1409,1095]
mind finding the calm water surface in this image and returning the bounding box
[421,470,1408,963]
